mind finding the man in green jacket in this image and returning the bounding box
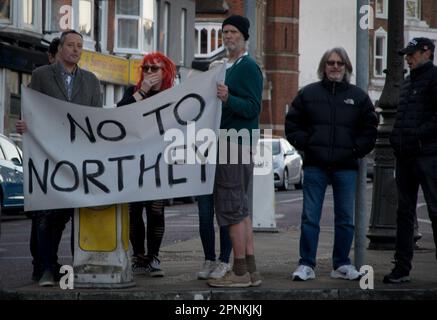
[208,15,263,288]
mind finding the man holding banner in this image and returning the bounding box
[207,15,263,288]
[16,29,102,287]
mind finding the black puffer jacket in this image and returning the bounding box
[285,78,378,170]
[390,61,437,158]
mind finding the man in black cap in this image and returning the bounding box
[384,37,437,283]
[207,15,263,288]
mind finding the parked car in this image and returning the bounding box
[0,134,24,214]
[258,138,303,191]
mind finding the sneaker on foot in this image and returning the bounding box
[38,270,55,287]
[131,255,149,275]
[146,256,165,277]
[250,271,262,287]
[292,265,315,281]
[331,264,362,280]
[207,271,251,288]
[383,265,410,284]
[209,261,231,279]
[197,260,216,280]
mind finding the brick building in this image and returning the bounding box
[193,0,300,136]
[369,0,437,103]
[0,0,196,137]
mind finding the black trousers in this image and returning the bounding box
[395,155,437,271]
[30,209,73,277]
[129,200,165,257]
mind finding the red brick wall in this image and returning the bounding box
[264,0,299,136]
[421,0,437,28]
[195,0,300,135]
[226,0,244,15]
[261,99,272,131]
[267,0,299,17]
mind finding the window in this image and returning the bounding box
[0,0,41,31]
[153,0,158,51]
[375,0,387,19]
[48,0,68,32]
[200,29,207,54]
[210,28,216,51]
[116,0,140,49]
[374,29,387,77]
[142,0,154,53]
[0,0,12,23]
[271,141,280,156]
[23,0,34,25]
[0,136,22,163]
[405,0,420,19]
[98,0,108,52]
[46,0,94,49]
[194,23,225,58]
[255,1,264,63]
[115,0,156,53]
[78,0,92,37]
[163,2,170,55]
[180,9,186,65]
[218,30,222,47]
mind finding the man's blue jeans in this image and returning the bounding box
[299,166,357,269]
[197,194,232,263]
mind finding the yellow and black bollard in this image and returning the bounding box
[73,204,135,288]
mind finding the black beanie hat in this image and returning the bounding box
[222,15,250,40]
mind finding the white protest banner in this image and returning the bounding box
[22,64,226,211]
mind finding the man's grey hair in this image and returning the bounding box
[317,47,353,83]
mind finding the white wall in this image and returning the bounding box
[299,0,357,89]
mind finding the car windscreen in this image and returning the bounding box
[271,141,281,155]
[259,140,281,155]
[0,137,22,164]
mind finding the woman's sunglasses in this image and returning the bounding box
[142,65,161,73]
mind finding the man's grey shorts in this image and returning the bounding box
[214,161,254,226]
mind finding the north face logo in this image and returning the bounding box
[344,99,355,105]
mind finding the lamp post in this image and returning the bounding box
[354,0,369,268]
[367,0,421,249]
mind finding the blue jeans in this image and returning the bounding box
[299,167,357,269]
[197,194,232,263]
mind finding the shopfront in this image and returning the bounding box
[0,34,48,137]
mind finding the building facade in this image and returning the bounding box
[193,0,300,136]
[369,0,437,104]
[0,0,196,138]
[299,0,437,106]
[299,0,357,89]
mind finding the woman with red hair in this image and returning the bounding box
[117,52,176,277]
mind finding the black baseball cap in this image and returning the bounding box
[398,37,435,55]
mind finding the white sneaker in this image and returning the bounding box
[292,265,315,281]
[38,270,55,287]
[197,260,216,280]
[147,256,165,277]
[330,264,362,280]
[209,262,231,279]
